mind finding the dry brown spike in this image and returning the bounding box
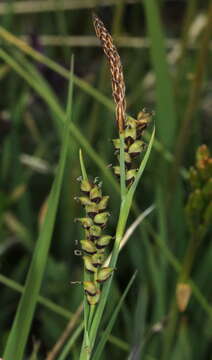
[92,12,126,133]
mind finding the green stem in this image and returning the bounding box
[88,197,130,351]
[119,133,126,199]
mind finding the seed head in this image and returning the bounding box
[92,12,126,133]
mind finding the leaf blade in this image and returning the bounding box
[3,59,74,360]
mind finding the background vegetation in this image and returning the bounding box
[0,0,211,359]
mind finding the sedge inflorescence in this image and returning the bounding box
[92,12,126,133]
[185,144,212,236]
[112,109,153,187]
[75,178,114,305]
[74,14,153,306]
[92,13,153,186]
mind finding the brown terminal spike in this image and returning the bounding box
[92,12,126,133]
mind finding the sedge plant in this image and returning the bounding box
[74,14,155,359]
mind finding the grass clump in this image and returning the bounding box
[73,14,155,359]
[0,2,211,359]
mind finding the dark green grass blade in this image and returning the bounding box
[119,133,127,198]
[0,29,188,178]
[79,149,91,351]
[58,323,84,360]
[0,48,119,193]
[126,127,155,203]
[128,286,148,360]
[3,59,74,360]
[79,149,88,181]
[88,127,155,353]
[0,25,112,110]
[93,272,137,360]
[142,0,177,149]
[142,0,178,321]
[0,273,73,319]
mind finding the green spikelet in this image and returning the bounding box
[75,196,93,207]
[75,217,93,229]
[90,185,102,203]
[97,267,114,283]
[83,281,98,296]
[97,196,110,212]
[76,173,113,306]
[96,235,112,249]
[85,203,99,218]
[88,225,102,240]
[94,212,110,228]
[80,240,97,255]
[80,179,92,194]
[83,256,97,273]
[91,253,105,267]
[86,289,101,305]
[128,140,146,157]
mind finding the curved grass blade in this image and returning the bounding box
[0,48,119,193]
[3,58,74,360]
[119,133,126,199]
[88,127,155,353]
[0,273,73,320]
[127,126,155,203]
[0,26,112,110]
[78,149,91,354]
[57,323,84,360]
[93,271,137,360]
[0,29,188,178]
[79,149,88,181]
[142,1,178,318]
[142,0,177,149]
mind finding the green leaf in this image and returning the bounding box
[78,149,92,356]
[0,273,73,320]
[3,58,74,360]
[79,149,88,181]
[58,323,84,360]
[0,48,119,193]
[88,127,155,353]
[93,271,137,360]
[119,133,126,198]
[126,126,155,207]
[142,0,177,149]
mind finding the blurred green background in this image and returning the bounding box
[0,0,211,359]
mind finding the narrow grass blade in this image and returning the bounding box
[0,273,73,320]
[0,27,188,177]
[92,271,137,360]
[79,149,88,181]
[89,128,155,353]
[128,286,148,360]
[0,48,119,192]
[127,126,155,204]
[3,59,74,360]
[142,0,177,321]
[58,323,84,360]
[142,0,177,149]
[0,26,112,110]
[119,133,126,199]
[79,149,91,353]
